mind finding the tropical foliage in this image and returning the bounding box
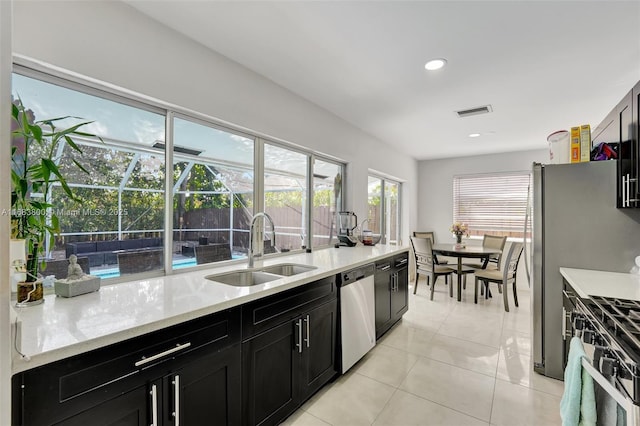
[11,97,99,281]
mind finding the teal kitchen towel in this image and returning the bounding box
[561,337,597,426]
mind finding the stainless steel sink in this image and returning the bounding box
[259,263,317,276]
[205,263,317,287]
[205,270,281,286]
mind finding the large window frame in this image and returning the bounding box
[11,61,345,282]
[452,171,531,239]
[367,174,402,245]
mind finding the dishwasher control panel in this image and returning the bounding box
[340,263,375,286]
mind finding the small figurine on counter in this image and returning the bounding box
[55,254,101,297]
[66,254,86,281]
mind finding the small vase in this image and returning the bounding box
[16,280,44,307]
[456,234,462,244]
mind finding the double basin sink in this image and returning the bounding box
[205,263,317,287]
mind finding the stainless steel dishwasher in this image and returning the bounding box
[338,263,376,373]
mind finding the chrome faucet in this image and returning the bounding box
[248,212,276,268]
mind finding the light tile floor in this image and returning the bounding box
[282,277,564,426]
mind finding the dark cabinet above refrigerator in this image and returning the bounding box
[592,80,640,208]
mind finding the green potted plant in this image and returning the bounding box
[11,97,99,305]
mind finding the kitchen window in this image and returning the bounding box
[172,116,255,266]
[11,65,346,281]
[453,171,531,238]
[367,175,401,245]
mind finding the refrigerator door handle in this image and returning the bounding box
[532,163,544,374]
[523,177,531,286]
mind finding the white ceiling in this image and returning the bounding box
[125,1,640,160]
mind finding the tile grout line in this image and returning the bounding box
[487,299,508,424]
[381,347,491,425]
[369,387,400,426]
[397,386,492,425]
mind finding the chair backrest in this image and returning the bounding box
[502,242,524,283]
[195,244,232,265]
[410,236,435,271]
[118,250,163,274]
[412,231,435,244]
[483,235,507,266]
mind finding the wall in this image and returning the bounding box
[10,0,417,244]
[0,0,12,423]
[417,149,548,243]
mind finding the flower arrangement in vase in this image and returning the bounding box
[449,222,469,246]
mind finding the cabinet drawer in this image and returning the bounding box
[13,307,241,426]
[242,276,336,340]
[394,253,409,269]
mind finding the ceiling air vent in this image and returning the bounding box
[153,142,202,156]
[456,105,493,118]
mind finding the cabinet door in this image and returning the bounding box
[618,91,636,207]
[391,267,409,321]
[242,320,300,426]
[633,80,640,200]
[299,299,338,400]
[374,262,392,338]
[55,385,150,426]
[168,344,241,426]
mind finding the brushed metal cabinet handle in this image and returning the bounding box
[135,342,192,367]
[626,174,631,207]
[295,319,303,353]
[304,315,310,348]
[173,374,180,426]
[150,384,158,426]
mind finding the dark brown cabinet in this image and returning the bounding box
[12,307,242,426]
[593,80,640,208]
[375,252,409,339]
[55,385,150,426]
[167,344,242,426]
[241,276,338,426]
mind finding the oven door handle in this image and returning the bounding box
[581,357,637,424]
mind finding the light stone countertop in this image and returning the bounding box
[560,267,640,301]
[12,244,408,374]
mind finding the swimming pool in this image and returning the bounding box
[92,255,243,279]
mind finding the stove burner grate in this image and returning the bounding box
[590,296,640,363]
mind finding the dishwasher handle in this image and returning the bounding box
[340,263,375,286]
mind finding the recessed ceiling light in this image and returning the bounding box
[469,133,481,138]
[424,58,447,71]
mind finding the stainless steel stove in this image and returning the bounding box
[574,296,640,408]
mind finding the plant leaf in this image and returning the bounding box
[64,136,83,153]
[72,159,90,175]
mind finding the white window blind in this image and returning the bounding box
[453,172,531,238]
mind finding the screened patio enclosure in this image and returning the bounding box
[12,71,343,279]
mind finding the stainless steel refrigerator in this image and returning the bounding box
[531,160,640,380]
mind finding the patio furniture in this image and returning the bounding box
[195,244,232,264]
[66,238,163,267]
[117,249,163,275]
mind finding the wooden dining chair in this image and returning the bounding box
[410,236,454,300]
[412,231,448,265]
[473,242,524,312]
[465,234,507,270]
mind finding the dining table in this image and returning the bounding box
[432,243,502,301]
